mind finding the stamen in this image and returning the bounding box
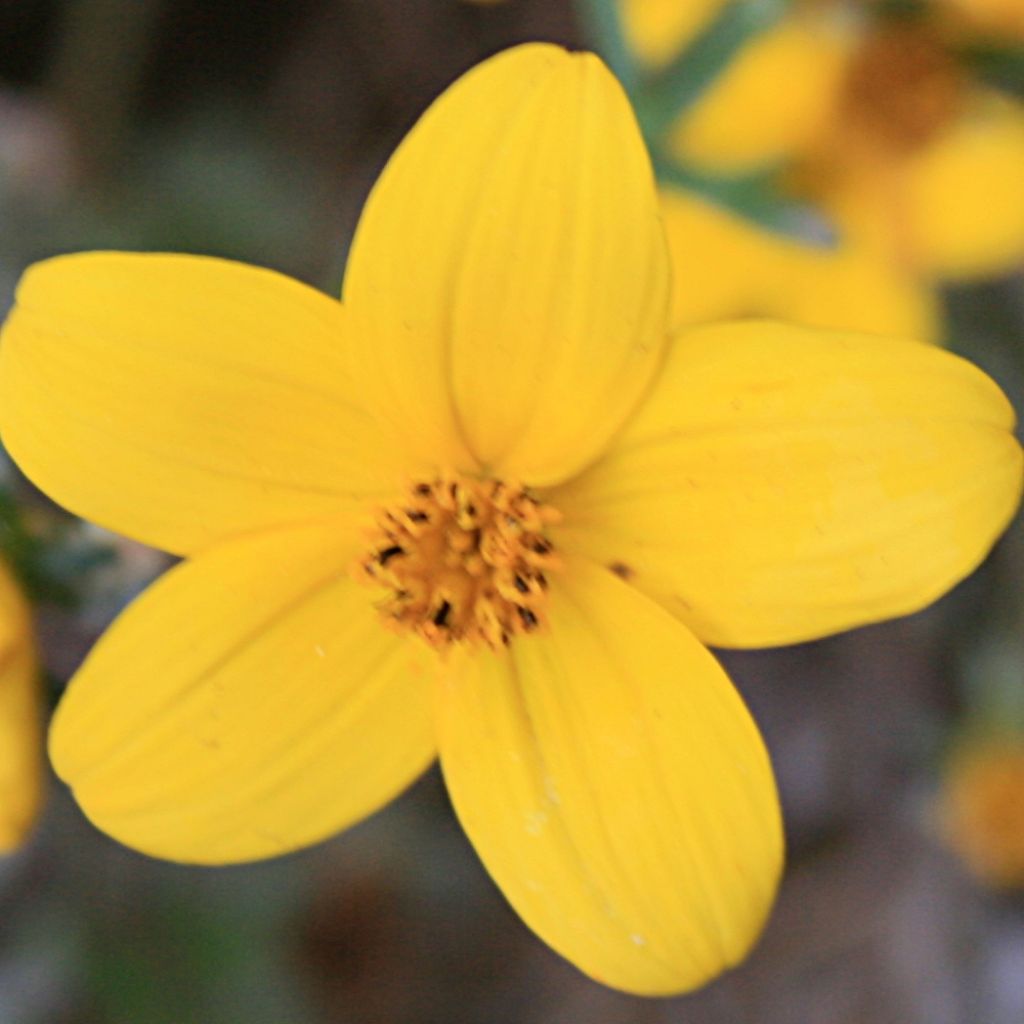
[355,475,561,651]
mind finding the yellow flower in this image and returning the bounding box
[618,0,851,173]
[0,44,1021,993]
[618,3,939,338]
[941,737,1024,888]
[623,1,1024,280]
[0,560,42,854]
[941,0,1024,38]
[810,20,1024,280]
[660,186,941,340]
[664,9,852,174]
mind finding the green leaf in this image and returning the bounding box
[960,43,1024,102]
[0,487,115,608]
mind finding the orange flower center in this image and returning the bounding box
[356,475,561,651]
[944,746,1024,888]
[842,22,964,153]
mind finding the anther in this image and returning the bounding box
[433,601,452,628]
[518,607,539,629]
[355,475,560,651]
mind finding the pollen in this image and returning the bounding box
[356,475,561,651]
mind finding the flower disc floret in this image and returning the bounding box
[357,476,561,651]
[841,24,964,152]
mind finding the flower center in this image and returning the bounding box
[356,475,561,651]
[841,23,964,153]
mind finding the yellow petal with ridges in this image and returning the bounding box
[0,564,41,854]
[437,558,782,996]
[551,321,1023,648]
[0,253,408,556]
[667,13,850,173]
[343,44,670,485]
[50,522,435,863]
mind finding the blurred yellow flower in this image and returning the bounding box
[660,186,941,339]
[0,561,42,854]
[808,19,1024,280]
[624,1,1024,281]
[942,0,1024,38]
[666,9,852,174]
[941,737,1024,888]
[1,44,1022,994]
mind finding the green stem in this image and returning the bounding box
[651,147,834,242]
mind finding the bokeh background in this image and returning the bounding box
[1,1,1023,1021]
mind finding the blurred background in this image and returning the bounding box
[0,0,1023,1021]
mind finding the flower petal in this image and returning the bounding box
[343,44,670,485]
[659,188,790,327]
[783,240,941,343]
[0,253,406,556]
[621,0,729,68]
[905,95,1024,280]
[50,522,435,864]
[0,564,42,854]
[822,94,1024,281]
[437,558,782,995]
[661,188,940,341]
[667,13,850,173]
[551,321,1023,648]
